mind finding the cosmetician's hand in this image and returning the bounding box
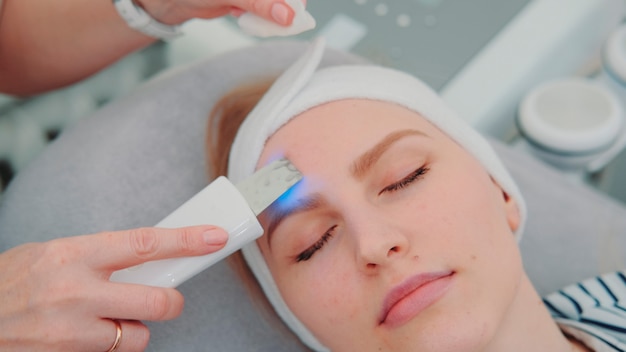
[137,0,306,27]
[0,226,228,352]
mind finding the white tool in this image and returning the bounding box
[110,158,302,287]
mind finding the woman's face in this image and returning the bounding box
[255,99,522,351]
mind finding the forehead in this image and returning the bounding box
[257,99,445,168]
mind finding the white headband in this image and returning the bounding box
[227,38,526,351]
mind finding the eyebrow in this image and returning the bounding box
[350,129,427,180]
[265,128,427,246]
[266,193,326,246]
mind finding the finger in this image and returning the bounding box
[24,301,153,350]
[230,7,245,17]
[94,283,185,322]
[83,226,228,270]
[238,0,297,26]
[99,319,150,352]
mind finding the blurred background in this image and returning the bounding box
[2,0,626,205]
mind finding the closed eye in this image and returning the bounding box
[380,166,430,195]
[295,225,337,262]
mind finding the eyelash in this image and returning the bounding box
[294,166,429,263]
[380,165,430,194]
[296,225,337,262]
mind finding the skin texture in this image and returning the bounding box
[0,226,228,351]
[0,0,298,96]
[253,99,579,351]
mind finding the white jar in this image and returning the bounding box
[600,23,626,106]
[517,77,625,173]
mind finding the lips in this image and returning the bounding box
[379,270,454,328]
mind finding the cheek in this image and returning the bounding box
[439,166,502,228]
[273,258,364,329]
[412,162,514,260]
[428,161,524,291]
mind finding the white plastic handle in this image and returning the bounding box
[110,177,263,287]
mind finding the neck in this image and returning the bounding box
[483,274,587,352]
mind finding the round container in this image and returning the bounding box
[518,78,623,171]
[599,23,626,111]
[604,24,626,86]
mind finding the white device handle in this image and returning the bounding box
[110,176,263,287]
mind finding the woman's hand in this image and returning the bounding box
[137,0,304,26]
[0,225,228,351]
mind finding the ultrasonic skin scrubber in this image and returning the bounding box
[110,158,302,287]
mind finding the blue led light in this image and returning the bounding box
[275,177,305,210]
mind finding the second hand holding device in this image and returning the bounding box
[110,158,302,288]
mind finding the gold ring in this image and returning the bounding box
[106,319,122,352]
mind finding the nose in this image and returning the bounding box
[352,214,411,271]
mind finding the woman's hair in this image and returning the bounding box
[205,77,273,284]
[206,78,275,178]
[205,76,307,344]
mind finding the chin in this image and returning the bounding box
[381,309,496,352]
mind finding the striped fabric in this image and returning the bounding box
[544,271,626,351]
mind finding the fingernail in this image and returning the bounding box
[271,2,291,26]
[203,229,228,246]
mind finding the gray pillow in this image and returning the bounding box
[1,40,625,351]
